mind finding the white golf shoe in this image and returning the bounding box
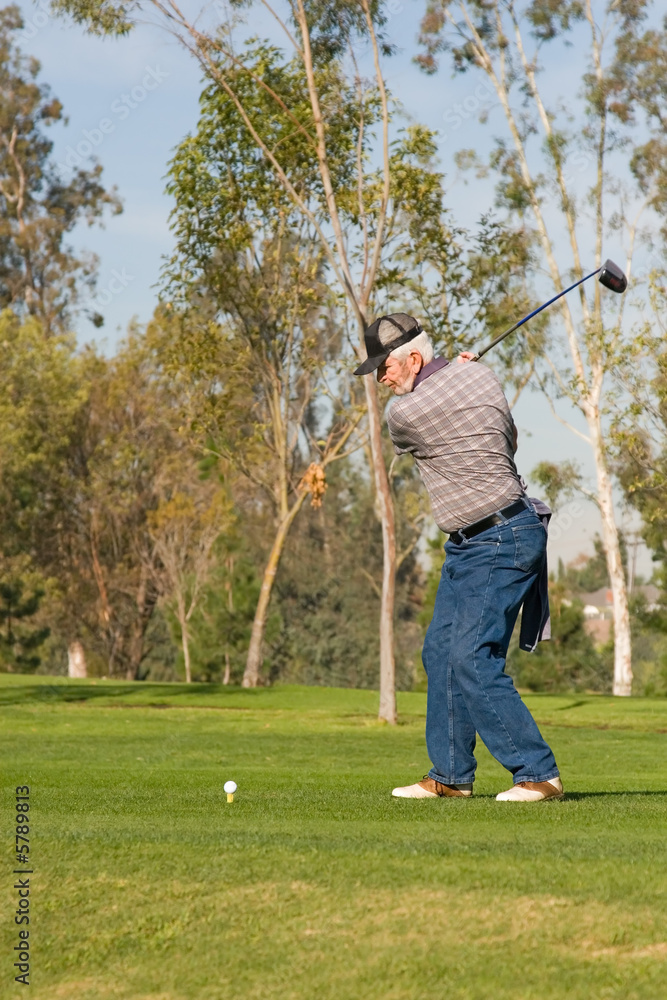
[496,776,564,802]
[392,777,473,798]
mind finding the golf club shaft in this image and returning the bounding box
[474,266,601,361]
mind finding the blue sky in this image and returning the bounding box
[18,0,654,577]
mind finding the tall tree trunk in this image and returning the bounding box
[318,504,331,571]
[589,416,632,695]
[242,493,308,687]
[362,375,397,724]
[223,555,234,685]
[181,619,192,684]
[125,566,157,681]
[67,640,87,678]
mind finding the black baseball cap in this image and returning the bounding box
[353,313,423,376]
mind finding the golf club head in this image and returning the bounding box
[598,259,627,294]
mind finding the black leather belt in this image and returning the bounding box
[449,498,529,544]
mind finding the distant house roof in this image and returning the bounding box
[579,588,613,608]
[578,583,661,616]
[636,584,660,604]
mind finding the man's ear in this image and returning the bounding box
[410,350,424,372]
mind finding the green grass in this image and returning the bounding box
[1,675,666,1000]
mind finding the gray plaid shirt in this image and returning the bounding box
[387,361,523,533]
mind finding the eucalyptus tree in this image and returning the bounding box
[0,309,87,670]
[0,5,121,332]
[148,477,232,683]
[162,221,362,687]
[68,325,199,679]
[614,278,667,559]
[415,0,667,695]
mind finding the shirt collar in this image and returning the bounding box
[413,356,449,389]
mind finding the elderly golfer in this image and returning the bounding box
[354,313,562,802]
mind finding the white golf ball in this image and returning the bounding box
[224,780,237,794]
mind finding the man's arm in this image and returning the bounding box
[456,351,518,452]
[386,402,418,456]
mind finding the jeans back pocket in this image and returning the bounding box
[512,523,546,573]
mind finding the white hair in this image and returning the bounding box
[389,330,434,365]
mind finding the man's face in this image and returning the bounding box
[376,351,422,395]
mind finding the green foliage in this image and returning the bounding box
[162,42,354,492]
[50,0,137,36]
[558,533,629,595]
[507,583,611,693]
[417,533,445,633]
[264,460,424,690]
[0,6,121,331]
[67,325,195,678]
[416,1,588,73]
[628,575,667,696]
[613,295,667,689]
[163,40,363,299]
[0,568,49,672]
[0,310,84,561]
[0,305,427,689]
[607,10,667,238]
[615,297,667,556]
[532,459,582,510]
[281,0,396,63]
[163,34,532,372]
[0,309,217,680]
[162,540,260,685]
[568,535,612,594]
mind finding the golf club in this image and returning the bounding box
[472,258,627,361]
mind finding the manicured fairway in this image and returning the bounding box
[1,675,666,1000]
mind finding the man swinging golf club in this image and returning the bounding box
[354,313,562,802]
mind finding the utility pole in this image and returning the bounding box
[626,531,641,595]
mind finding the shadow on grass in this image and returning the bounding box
[564,790,667,799]
[0,682,251,707]
[394,791,667,801]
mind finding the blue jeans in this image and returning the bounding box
[422,506,559,786]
